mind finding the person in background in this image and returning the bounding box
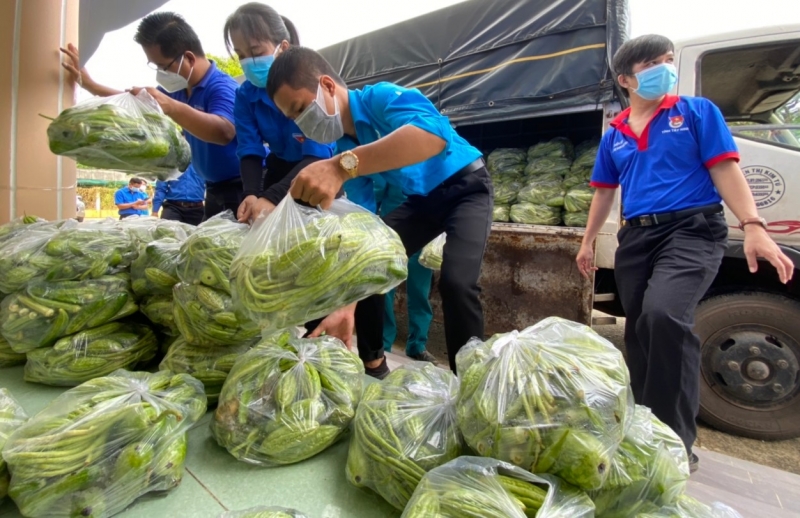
[115,177,149,220]
[575,34,794,473]
[152,164,206,225]
[138,179,152,216]
[60,11,242,220]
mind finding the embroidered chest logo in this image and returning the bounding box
[292,133,306,143]
[669,115,684,129]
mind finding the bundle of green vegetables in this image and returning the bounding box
[0,215,43,245]
[24,321,158,386]
[177,212,249,294]
[527,137,574,161]
[524,157,573,179]
[0,336,26,368]
[2,370,207,518]
[487,148,527,175]
[1,275,138,353]
[0,389,28,501]
[0,221,66,295]
[563,165,593,190]
[564,184,594,214]
[456,317,633,491]
[347,364,463,510]
[494,178,523,205]
[131,238,182,297]
[231,197,407,332]
[590,405,690,517]
[564,212,589,228]
[509,203,561,226]
[639,495,743,518]
[120,216,193,248]
[419,233,446,271]
[518,180,566,207]
[212,331,363,466]
[46,92,191,179]
[493,205,511,222]
[160,336,257,404]
[573,139,600,170]
[220,507,309,518]
[402,456,595,518]
[139,294,179,336]
[173,282,259,347]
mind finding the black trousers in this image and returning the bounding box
[161,202,204,226]
[204,178,244,221]
[356,165,494,372]
[615,212,727,452]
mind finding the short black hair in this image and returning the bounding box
[613,34,674,77]
[134,12,205,59]
[224,3,299,56]
[267,46,346,99]
[129,177,144,185]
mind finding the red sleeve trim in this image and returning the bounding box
[590,181,619,189]
[705,151,740,169]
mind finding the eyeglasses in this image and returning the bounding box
[147,54,183,71]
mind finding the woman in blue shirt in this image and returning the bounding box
[224,3,334,222]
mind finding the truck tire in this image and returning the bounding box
[696,292,800,440]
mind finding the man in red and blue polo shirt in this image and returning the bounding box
[576,34,793,472]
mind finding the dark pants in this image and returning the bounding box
[615,212,727,452]
[161,202,204,226]
[356,165,494,372]
[204,178,244,221]
[119,214,136,220]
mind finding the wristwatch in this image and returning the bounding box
[738,217,768,230]
[339,150,359,179]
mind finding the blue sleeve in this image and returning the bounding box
[590,130,621,188]
[153,181,168,213]
[206,78,237,125]
[691,97,740,168]
[234,87,268,160]
[114,189,126,206]
[294,122,334,159]
[343,176,377,214]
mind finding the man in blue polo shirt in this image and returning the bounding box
[267,47,493,375]
[152,164,206,225]
[60,12,241,220]
[574,34,793,472]
[115,177,149,220]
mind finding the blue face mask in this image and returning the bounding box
[633,63,677,100]
[241,46,281,88]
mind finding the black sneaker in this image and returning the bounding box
[365,356,390,380]
[689,452,700,473]
[408,350,437,363]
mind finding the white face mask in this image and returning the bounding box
[156,55,193,93]
[294,83,344,144]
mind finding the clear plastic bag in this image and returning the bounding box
[402,456,595,518]
[564,184,594,213]
[518,179,566,207]
[564,211,589,228]
[177,211,249,295]
[140,294,179,336]
[510,203,562,225]
[493,205,510,222]
[46,91,191,180]
[131,238,183,297]
[220,506,309,518]
[0,220,70,294]
[173,282,259,347]
[230,195,408,332]
[590,405,690,517]
[487,148,527,173]
[347,364,463,509]
[524,157,573,178]
[527,137,575,161]
[212,331,364,466]
[24,320,159,386]
[120,216,194,247]
[638,495,744,518]
[456,317,633,491]
[0,303,26,366]
[0,388,28,501]
[493,178,522,205]
[0,215,45,246]
[2,370,207,518]
[1,274,138,353]
[419,233,446,271]
[573,140,600,170]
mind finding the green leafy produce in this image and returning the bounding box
[2,370,206,518]
[212,331,364,466]
[527,137,574,161]
[573,140,600,170]
[402,456,595,518]
[590,405,690,517]
[564,184,594,213]
[0,389,28,501]
[140,294,179,336]
[0,216,44,245]
[120,216,193,248]
[0,221,65,295]
[46,92,191,179]
[510,203,562,225]
[524,157,573,178]
[173,283,259,347]
[519,180,566,207]
[638,495,743,518]
[220,506,309,518]
[1,275,138,353]
[231,197,407,332]
[347,364,463,509]
[563,166,593,190]
[24,321,159,386]
[494,178,523,205]
[455,317,633,491]
[160,336,257,404]
[493,205,510,222]
[131,238,182,297]
[0,336,26,368]
[487,148,527,173]
[419,233,445,271]
[564,211,589,228]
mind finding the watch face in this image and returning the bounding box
[342,154,357,170]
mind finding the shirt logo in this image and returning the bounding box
[669,115,684,129]
[292,133,306,143]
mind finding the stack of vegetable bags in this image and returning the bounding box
[418,233,445,271]
[456,317,633,492]
[346,364,463,509]
[563,184,594,228]
[564,139,600,189]
[0,389,28,501]
[212,331,363,466]
[46,91,191,180]
[487,148,527,222]
[0,299,26,367]
[132,237,184,336]
[120,216,194,248]
[402,457,595,518]
[641,495,744,518]
[220,507,309,518]
[2,370,207,517]
[0,220,71,295]
[512,137,574,225]
[231,196,407,331]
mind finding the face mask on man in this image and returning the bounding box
[294,82,344,144]
[241,45,281,88]
[633,63,678,100]
[156,55,193,93]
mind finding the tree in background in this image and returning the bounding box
[208,54,243,78]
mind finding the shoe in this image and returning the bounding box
[365,356,390,380]
[689,452,700,473]
[408,350,437,363]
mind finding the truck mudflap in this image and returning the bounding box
[395,223,594,338]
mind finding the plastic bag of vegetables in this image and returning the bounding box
[0,336,26,367]
[590,405,690,517]
[519,178,566,207]
[563,165,593,190]
[456,317,633,491]
[1,275,138,353]
[0,215,44,246]
[493,178,522,205]
[487,148,527,173]
[510,203,561,225]
[212,331,364,466]
[159,336,258,404]
[220,507,309,518]
[24,321,159,386]
[177,212,249,295]
[131,238,182,297]
[493,205,510,222]
[564,211,589,228]
[639,495,743,518]
[419,233,446,271]
[231,196,407,332]
[347,364,463,509]
[0,389,28,501]
[2,369,206,518]
[0,221,67,295]
[524,157,572,178]
[120,216,193,248]
[564,184,594,213]
[140,294,179,336]
[173,283,259,347]
[527,137,574,161]
[573,139,600,170]
[402,456,595,518]
[45,91,191,180]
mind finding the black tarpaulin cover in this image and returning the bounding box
[319,0,629,124]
